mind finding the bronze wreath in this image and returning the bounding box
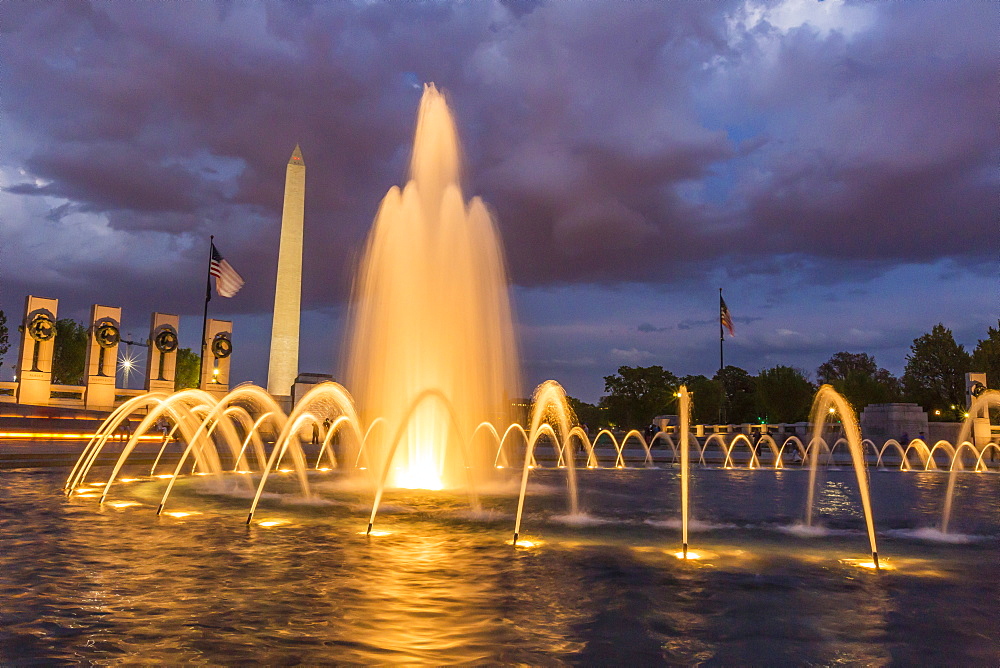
[28,313,55,342]
[95,322,120,348]
[211,333,232,359]
[154,328,179,354]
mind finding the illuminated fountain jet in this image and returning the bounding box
[345,84,520,491]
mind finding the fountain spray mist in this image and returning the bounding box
[346,84,520,490]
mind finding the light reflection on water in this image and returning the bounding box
[0,468,997,664]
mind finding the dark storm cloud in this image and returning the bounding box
[0,0,994,317]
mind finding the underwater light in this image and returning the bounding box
[840,558,894,571]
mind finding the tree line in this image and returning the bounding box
[570,321,1000,430]
[0,313,996,424]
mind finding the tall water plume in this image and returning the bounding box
[346,84,520,490]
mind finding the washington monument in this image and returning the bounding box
[267,145,305,396]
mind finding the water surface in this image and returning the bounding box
[1,467,997,664]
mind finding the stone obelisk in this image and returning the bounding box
[267,145,305,397]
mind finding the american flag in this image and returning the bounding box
[210,243,245,298]
[720,296,735,337]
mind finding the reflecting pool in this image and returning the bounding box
[1,467,997,664]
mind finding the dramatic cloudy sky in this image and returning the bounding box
[0,0,996,401]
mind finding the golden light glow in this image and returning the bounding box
[840,558,895,571]
[395,470,444,490]
[73,492,101,498]
[163,511,199,518]
[258,520,287,527]
[155,474,174,479]
[359,530,392,537]
[673,551,703,560]
[0,432,160,440]
[107,501,140,509]
[317,467,332,472]
[118,478,139,483]
[510,539,541,548]
[278,468,292,474]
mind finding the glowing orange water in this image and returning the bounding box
[346,84,520,489]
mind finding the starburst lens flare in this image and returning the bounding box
[117,346,143,387]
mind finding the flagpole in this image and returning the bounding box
[719,288,724,373]
[719,287,725,424]
[200,235,214,379]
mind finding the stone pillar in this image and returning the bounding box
[200,319,232,399]
[966,372,990,447]
[145,313,179,395]
[83,305,121,411]
[15,295,58,406]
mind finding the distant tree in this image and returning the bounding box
[51,318,88,385]
[566,396,608,430]
[681,374,724,424]
[816,351,900,410]
[174,347,201,389]
[714,365,756,423]
[0,309,8,372]
[817,352,879,385]
[902,324,972,420]
[971,320,1000,389]
[601,365,678,429]
[754,365,814,423]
